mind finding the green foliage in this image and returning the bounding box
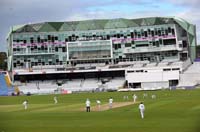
[0,89,200,132]
[196,45,200,58]
[0,52,7,70]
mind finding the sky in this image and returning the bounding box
[0,0,200,52]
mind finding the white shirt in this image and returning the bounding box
[109,98,113,104]
[96,100,101,104]
[152,95,156,98]
[22,101,27,105]
[86,100,91,107]
[139,103,145,110]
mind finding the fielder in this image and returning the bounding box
[151,94,156,99]
[133,94,137,103]
[143,93,148,98]
[54,96,58,104]
[109,97,113,109]
[96,100,101,111]
[123,95,129,100]
[86,98,91,112]
[22,100,28,110]
[139,102,145,119]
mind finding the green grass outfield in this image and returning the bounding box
[0,89,200,132]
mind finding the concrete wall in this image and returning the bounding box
[142,82,169,89]
[126,70,179,83]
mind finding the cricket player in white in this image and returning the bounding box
[22,100,28,110]
[96,100,101,111]
[109,97,113,109]
[86,98,91,112]
[143,93,148,98]
[133,94,137,103]
[151,94,156,99]
[123,95,128,100]
[139,102,145,119]
[54,96,58,104]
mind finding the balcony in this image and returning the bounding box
[13,50,55,56]
[123,45,177,54]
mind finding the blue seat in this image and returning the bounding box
[0,74,14,96]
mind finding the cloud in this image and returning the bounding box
[168,0,200,8]
[176,9,200,23]
[0,0,95,51]
[169,0,200,43]
[0,0,200,52]
[176,9,200,43]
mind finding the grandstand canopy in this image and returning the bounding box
[11,17,195,36]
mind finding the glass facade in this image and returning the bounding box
[7,17,196,70]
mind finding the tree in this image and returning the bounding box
[0,52,7,70]
[196,45,200,58]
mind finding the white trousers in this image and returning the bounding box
[24,105,27,110]
[140,109,144,119]
[109,103,112,109]
[54,99,57,104]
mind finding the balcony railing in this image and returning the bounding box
[13,50,55,55]
[123,45,177,54]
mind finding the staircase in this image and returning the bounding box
[0,73,14,96]
[178,62,200,87]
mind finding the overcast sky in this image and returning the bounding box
[0,0,200,52]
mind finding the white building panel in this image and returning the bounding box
[162,71,179,81]
[126,70,179,83]
[127,72,163,83]
[142,82,169,89]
